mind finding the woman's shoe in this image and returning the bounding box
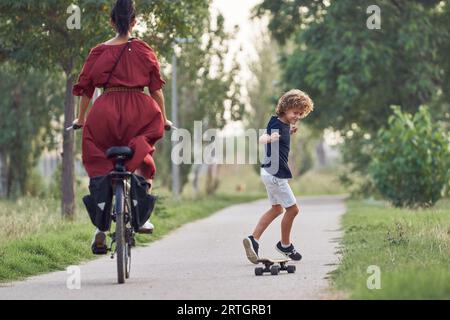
[91,229,108,255]
[138,220,154,234]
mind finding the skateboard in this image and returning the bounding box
[254,258,296,276]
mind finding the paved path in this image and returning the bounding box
[0,196,346,300]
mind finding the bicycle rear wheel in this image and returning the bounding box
[115,181,127,284]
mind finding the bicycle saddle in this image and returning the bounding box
[106,146,134,159]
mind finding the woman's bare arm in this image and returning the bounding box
[150,89,167,121]
[75,95,92,125]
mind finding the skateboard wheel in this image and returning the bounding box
[270,265,280,275]
[255,267,264,276]
[287,265,296,273]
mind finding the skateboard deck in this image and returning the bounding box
[255,258,296,276]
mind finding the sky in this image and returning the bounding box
[208,1,340,145]
[211,0,262,58]
[211,0,265,135]
[210,0,265,77]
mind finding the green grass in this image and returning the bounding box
[0,192,261,283]
[0,164,347,283]
[290,166,348,196]
[331,199,450,299]
[183,164,348,198]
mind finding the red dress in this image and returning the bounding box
[73,39,165,180]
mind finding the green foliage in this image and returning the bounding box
[24,169,47,198]
[48,164,63,200]
[253,0,327,45]
[289,126,315,177]
[0,0,210,72]
[0,63,64,197]
[370,106,450,207]
[297,143,313,176]
[0,0,110,72]
[246,31,320,178]
[176,13,244,130]
[256,0,450,133]
[338,125,378,198]
[246,32,282,176]
[137,0,210,58]
[256,1,450,195]
[155,13,243,192]
[0,0,211,201]
[247,32,282,131]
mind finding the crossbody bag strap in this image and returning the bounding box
[103,37,136,90]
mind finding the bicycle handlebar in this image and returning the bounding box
[66,124,83,131]
[164,120,177,131]
[67,122,177,132]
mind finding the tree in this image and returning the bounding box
[255,0,450,192]
[154,13,244,196]
[247,29,319,177]
[247,30,282,139]
[0,63,64,197]
[255,0,449,133]
[0,0,209,216]
[246,30,282,175]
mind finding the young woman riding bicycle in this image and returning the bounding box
[72,0,170,251]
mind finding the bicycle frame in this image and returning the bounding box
[109,156,135,284]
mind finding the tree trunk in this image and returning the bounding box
[316,138,326,168]
[205,164,220,195]
[61,71,76,219]
[9,85,26,196]
[192,164,202,198]
[0,151,8,198]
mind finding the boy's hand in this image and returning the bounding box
[290,125,298,135]
[270,132,281,142]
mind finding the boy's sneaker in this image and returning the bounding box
[276,241,302,261]
[243,235,259,264]
[91,229,107,255]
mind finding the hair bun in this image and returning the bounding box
[111,0,136,35]
[116,0,132,7]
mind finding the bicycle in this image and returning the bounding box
[107,146,134,283]
[69,121,175,284]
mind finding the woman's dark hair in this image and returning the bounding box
[111,0,136,35]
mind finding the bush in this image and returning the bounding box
[370,106,450,208]
[298,144,313,176]
[25,169,46,197]
[339,126,378,198]
[48,164,62,200]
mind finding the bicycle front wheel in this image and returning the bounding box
[115,181,126,284]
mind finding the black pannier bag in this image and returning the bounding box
[129,174,157,232]
[83,175,113,232]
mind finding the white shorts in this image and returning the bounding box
[261,169,296,208]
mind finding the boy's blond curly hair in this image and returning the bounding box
[276,89,314,118]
